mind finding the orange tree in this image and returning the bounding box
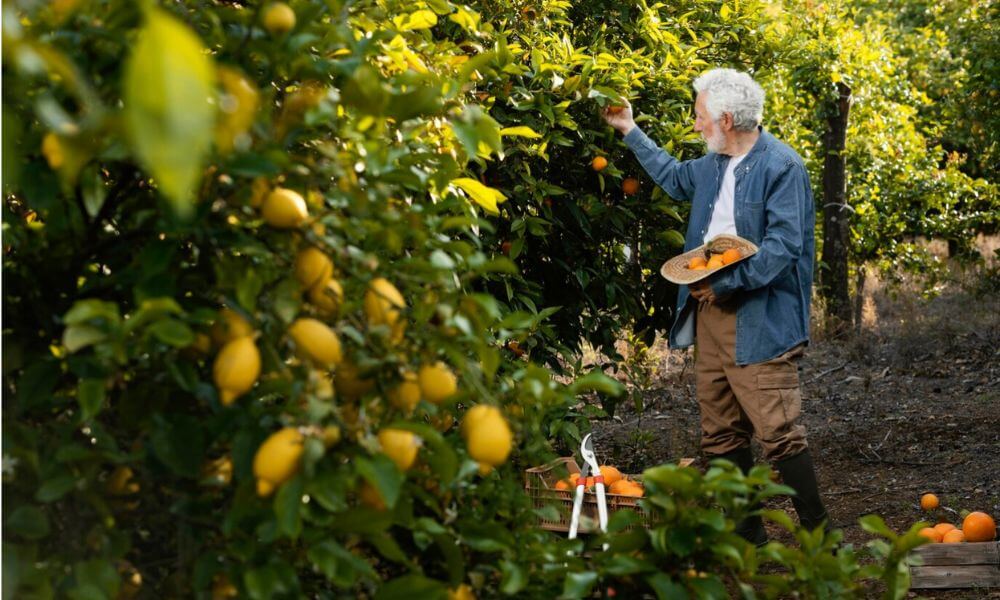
[4,0,922,597]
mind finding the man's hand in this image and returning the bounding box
[689,279,717,304]
[601,101,636,136]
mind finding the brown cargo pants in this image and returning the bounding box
[694,299,808,462]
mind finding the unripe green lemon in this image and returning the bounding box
[378,428,420,471]
[213,336,261,405]
[288,318,342,367]
[418,361,457,404]
[253,427,304,497]
[261,187,308,228]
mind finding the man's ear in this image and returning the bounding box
[722,112,734,131]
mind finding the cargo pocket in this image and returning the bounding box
[755,371,801,442]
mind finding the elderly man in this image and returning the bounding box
[602,68,828,544]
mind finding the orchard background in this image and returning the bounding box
[2,0,997,598]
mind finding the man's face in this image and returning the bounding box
[694,93,727,153]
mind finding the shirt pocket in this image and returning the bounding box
[741,201,766,241]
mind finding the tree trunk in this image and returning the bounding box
[820,82,853,334]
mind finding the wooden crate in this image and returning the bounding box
[910,534,1000,589]
[524,456,695,534]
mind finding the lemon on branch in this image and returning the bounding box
[213,336,261,405]
[253,427,304,497]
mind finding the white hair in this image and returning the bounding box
[692,68,765,132]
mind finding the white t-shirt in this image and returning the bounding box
[704,153,748,243]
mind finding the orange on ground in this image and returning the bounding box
[706,254,725,269]
[942,529,966,543]
[688,256,708,270]
[932,522,956,536]
[591,156,608,172]
[918,527,942,543]
[962,512,997,542]
[920,493,939,511]
[622,178,640,195]
[721,248,742,265]
[599,465,623,486]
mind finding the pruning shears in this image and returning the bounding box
[568,433,609,540]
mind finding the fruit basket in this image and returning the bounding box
[524,456,694,534]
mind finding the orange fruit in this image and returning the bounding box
[607,105,625,115]
[591,156,608,171]
[598,465,623,486]
[962,512,996,542]
[622,178,639,195]
[920,493,939,511]
[688,256,708,270]
[721,248,742,264]
[608,480,633,495]
[932,522,956,536]
[618,481,644,497]
[942,529,965,543]
[918,527,942,543]
[706,254,725,269]
[554,479,571,492]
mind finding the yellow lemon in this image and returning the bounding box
[358,481,386,511]
[253,427,304,497]
[209,308,253,346]
[378,428,421,471]
[249,177,270,208]
[263,2,296,35]
[308,277,344,316]
[418,362,457,404]
[107,466,139,496]
[261,187,308,228]
[334,361,375,400]
[448,584,477,600]
[310,369,335,401]
[288,318,342,367]
[363,277,405,327]
[213,336,261,405]
[215,66,260,154]
[322,425,342,447]
[388,370,421,413]
[41,132,64,169]
[462,405,512,467]
[294,246,333,290]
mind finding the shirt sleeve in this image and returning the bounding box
[623,127,699,202]
[709,162,808,296]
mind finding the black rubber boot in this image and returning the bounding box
[714,447,768,546]
[774,449,829,531]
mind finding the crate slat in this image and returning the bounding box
[912,541,999,566]
[910,565,1000,589]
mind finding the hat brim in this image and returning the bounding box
[660,234,759,285]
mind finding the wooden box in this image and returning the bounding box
[910,535,1000,589]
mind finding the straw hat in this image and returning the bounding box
[660,233,758,285]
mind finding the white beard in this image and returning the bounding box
[703,128,727,154]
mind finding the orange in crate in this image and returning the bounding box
[524,456,692,533]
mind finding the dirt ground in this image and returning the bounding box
[584,260,1000,598]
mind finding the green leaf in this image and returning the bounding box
[123,6,216,217]
[307,539,377,588]
[35,473,78,502]
[16,360,59,411]
[63,299,121,326]
[500,560,527,594]
[451,178,507,215]
[148,318,194,347]
[274,476,304,539]
[500,126,542,139]
[375,575,447,600]
[6,506,50,540]
[646,573,688,599]
[561,571,598,599]
[568,371,624,397]
[659,229,686,248]
[77,378,105,421]
[395,10,438,31]
[63,325,107,353]
[356,455,404,509]
[80,165,107,218]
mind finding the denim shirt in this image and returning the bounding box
[623,126,815,365]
